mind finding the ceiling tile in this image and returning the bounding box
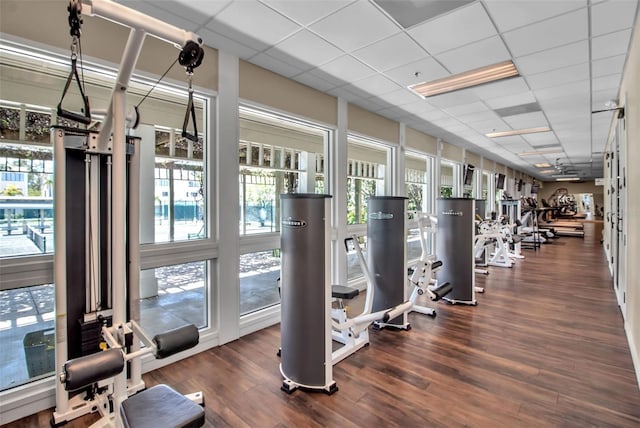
[526,63,589,90]
[490,135,528,145]
[469,118,510,134]
[352,33,428,72]
[208,0,301,49]
[120,1,202,29]
[161,0,232,24]
[250,53,307,78]
[459,110,501,124]
[591,0,638,37]
[484,0,586,33]
[293,72,338,92]
[591,54,627,78]
[591,29,632,60]
[502,8,588,57]
[424,90,480,108]
[198,27,259,59]
[264,30,343,68]
[436,36,510,74]
[534,80,589,101]
[401,99,439,116]
[383,57,449,87]
[523,132,559,147]
[317,55,378,83]
[485,91,537,110]
[502,111,549,129]
[347,74,401,96]
[473,77,531,100]
[592,73,622,92]
[514,40,588,76]
[309,1,400,52]
[261,0,352,26]
[376,88,423,106]
[408,3,497,55]
[444,101,491,116]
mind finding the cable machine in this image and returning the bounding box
[52,1,205,426]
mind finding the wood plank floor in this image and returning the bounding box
[6,222,640,427]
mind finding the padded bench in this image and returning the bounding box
[121,384,204,428]
[331,285,359,300]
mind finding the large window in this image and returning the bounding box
[152,123,206,243]
[238,108,328,236]
[405,152,433,263]
[0,106,54,258]
[347,137,389,225]
[346,136,391,282]
[440,161,456,198]
[238,107,330,315]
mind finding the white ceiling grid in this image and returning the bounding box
[127,0,639,180]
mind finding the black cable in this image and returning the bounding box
[78,38,86,95]
[136,58,179,109]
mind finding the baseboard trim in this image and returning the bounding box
[625,320,640,392]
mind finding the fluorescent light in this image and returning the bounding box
[518,148,564,157]
[539,169,556,174]
[556,177,580,181]
[408,60,519,98]
[535,163,551,168]
[486,126,550,138]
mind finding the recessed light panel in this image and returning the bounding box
[409,60,519,98]
[486,126,550,138]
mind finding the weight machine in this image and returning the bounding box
[406,212,452,317]
[51,1,205,426]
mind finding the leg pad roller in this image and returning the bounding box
[429,282,453,301]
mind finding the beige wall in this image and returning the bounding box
[618,16,640,384]
[466,151,482,167]
[0,1,218,90]
[347,103,399,143]
[406,127,437,154]
[441,141,462,162]
[239,61,337,126]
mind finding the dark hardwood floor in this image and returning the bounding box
[6,222,640,427]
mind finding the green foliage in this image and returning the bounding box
[2,184,24,196]
[440,186,453,198]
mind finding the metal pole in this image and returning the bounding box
[53,127,68,414]
[128,137,142,388]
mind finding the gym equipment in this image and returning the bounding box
[55,326,204,427]
[406,212,453,316]
[279,194,336,394]
[279,194,416,394]
[368,196,411,329]
[437,198,478,305]
[51,1,205,426]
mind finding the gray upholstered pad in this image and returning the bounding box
[120,384,204,428]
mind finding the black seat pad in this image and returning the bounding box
[331,285,359,300]
[120,384,204,428]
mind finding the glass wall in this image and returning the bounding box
[238,107,330,315]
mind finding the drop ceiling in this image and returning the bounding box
[121,0,639,180]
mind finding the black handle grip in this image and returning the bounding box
[57,105,91,125]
